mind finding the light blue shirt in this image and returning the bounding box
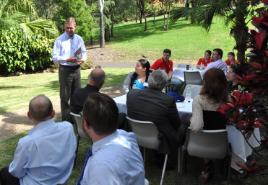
[80,130,145,185]
[52,32,87,66]
[205,59,228,74]
[9,119,77,185]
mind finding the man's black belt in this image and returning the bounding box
[60,65,80,70]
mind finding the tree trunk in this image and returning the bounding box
[111,23,114,37]
[144,15,147,31]
[185,0,189,7]
[99,0,105,48]
[233,0,248,63]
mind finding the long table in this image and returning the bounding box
[171,67,205,82]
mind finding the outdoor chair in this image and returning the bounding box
[178,129,231,181]
[182,84,202,99]
[126,116,167,185]
[70,112,90,167]
[184,71,202,85]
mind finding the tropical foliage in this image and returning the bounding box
[171,0,266,63]
[0,28,53,74]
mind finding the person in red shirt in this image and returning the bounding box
[151,49,173,78]
[225,52,240,66]
[196,50,212,69]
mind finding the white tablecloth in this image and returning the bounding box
[172,67,205,82]
[114,94,261,167]
[113,94,192,122]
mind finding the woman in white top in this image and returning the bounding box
[190,68,228,132]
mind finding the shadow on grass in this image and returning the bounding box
[0,85,25,90]
[110,18,196,44]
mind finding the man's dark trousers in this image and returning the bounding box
[0,167,19,185]
[59,65,81,122]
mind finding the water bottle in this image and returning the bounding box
[185,85,192,102]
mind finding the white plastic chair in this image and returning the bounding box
[70,112,89,167]
[184,71,202,85]
[126,116,167,185]
[179,129,231,181]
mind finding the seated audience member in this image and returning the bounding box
[78,93,145,185]
[225,52,240,66]
[226,65,240,92]
[70,67,105,114]
[190,68,228,131]
[127,70,183,155]
[196,50,212,68]
[123,59,150,92]
[205,48,228,74]
[189,68,228,181]
[0,95,76,185]
[151,49,173,79]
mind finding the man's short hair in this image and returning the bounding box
[83,93,118,135]
[88,68,106,89]
[148,70,168,90]
[65,17,76,25]
[213,48,223,58]
[29,95,53,121]
[163,49,171,56]
[228,52,235,57]
[205,50,212,56]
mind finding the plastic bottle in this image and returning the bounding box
[185,85,192,102]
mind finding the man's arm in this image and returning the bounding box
[9,140,35,178]
[52,39,68,64]
[75,38,87,65]
[81,162,120,185]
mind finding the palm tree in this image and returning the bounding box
[171,0,261,63]
[0,0,58,38]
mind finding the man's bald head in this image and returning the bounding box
[28,95,54,122]
[88,68,105,89]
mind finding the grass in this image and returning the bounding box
[110,16,235,61]
[0,68,132,114]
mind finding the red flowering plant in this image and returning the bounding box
[218,90,265,137]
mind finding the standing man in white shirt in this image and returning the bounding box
[205,48,228,74]
[0,95,77,185]
[52,17,87,121]
[77,93,145,185]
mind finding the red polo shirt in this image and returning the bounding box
[151,58,173,74]
[196,57,211,66]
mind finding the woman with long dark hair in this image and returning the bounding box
[123,59,151,92]
[190,68,228,131]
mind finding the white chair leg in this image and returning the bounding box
[160,154,168,185]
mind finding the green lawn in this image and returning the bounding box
[110,16,235,61]
[0,68,132,114]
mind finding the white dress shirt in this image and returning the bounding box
[9,119,77,185]
[205,59,228,74]
[80,129,145,185]
[52,32,87,66]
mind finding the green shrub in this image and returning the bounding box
[0,28,53,75]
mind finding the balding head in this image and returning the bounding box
[88,68,106,89]
[28,95,54,122]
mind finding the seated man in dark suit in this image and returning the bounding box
[127,70,183,155]
[70,67,105,114]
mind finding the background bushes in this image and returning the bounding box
[0,28,53,75]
